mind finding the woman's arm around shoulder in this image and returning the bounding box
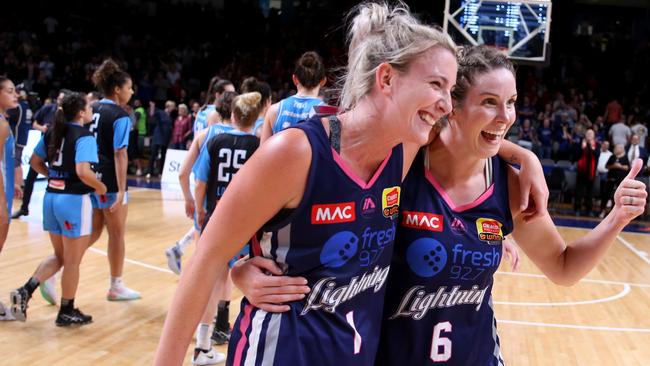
[154,128,312,366]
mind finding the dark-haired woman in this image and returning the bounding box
[194,78,235,136]
[10,92,107,326]
[0,77,19,320]
[259,51,326,143]
[87,59,140,301]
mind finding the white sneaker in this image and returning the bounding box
[0,302,16,321]
[165,243,183,275]
[40,275,58,305]
[192,348,226,365]
[107,285,141,301]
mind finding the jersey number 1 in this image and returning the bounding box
[431,321,452,362]
[346,311,362,355]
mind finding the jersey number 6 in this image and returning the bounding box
[431,321,452,362]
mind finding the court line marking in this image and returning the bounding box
[496,270,650,289]
[499,319,650,333]
[85,249,650,332]
[553,225,650,267]
[87,247,174,274]
[494,283,630,306]
[617,234,650,267]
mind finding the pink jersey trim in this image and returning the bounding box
[424,168,495,213]
[233,304,254,366]
[331,148,393,190]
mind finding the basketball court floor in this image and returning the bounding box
[1,182,649,365]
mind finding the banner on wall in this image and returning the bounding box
[161,148,194,184]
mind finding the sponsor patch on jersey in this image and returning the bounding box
[48,179,65,190]
[381,186,400,219]
[360,194,378,219]
[311,202,356,224]
[475,218,504,241]
[451,217,466,235]
[401,211,443,232]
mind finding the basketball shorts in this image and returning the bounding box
[43,193,93,238]
[91,191,129,209]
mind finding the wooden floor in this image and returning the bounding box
[1,185,649,365]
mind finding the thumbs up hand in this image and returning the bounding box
[611,158,647,223]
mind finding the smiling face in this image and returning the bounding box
[448,67,517,159]
[0,80,19,112]
[386,46,458,146]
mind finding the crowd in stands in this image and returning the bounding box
[1,0,648,217]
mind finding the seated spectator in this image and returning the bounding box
[518,96,536,121]
[517,118,535,150]
[554,122,574,161]
[537,117,553,159]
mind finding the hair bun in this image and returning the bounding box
[349,3,390,51]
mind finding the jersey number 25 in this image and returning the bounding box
[218,148,247,182]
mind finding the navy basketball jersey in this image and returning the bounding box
[192,123,233,175]
[198,131,259,214]
[7,100,32,147]
[41,124,97,194]
[272,95,323,134]
[377,151,513,366]
[228,116,403,366]
[89,99,130,192]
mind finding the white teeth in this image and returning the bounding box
[482,130,504,139]
[419,112,437,126]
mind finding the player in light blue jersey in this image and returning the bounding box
[193,78,235,135]
[166,78,236,279]
[165,91,238,277]
[259,51,326,143]
[0,77,18,321]
[0,77,19,243]
[0,79,20,311]
[10,92,107,327]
